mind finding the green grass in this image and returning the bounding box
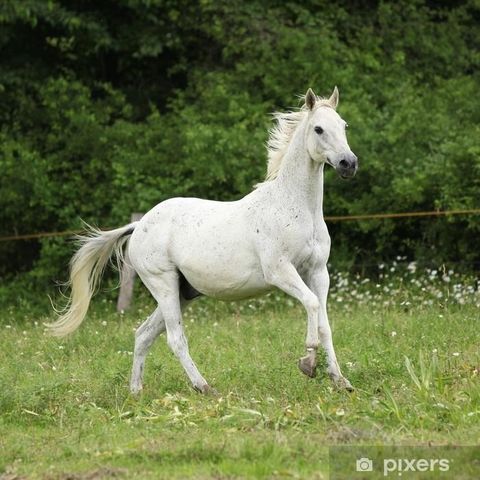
[0,293,479,479]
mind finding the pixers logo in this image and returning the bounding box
[383,458,450,476]
[356,457,373,472]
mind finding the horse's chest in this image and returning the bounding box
[291,239,316,270]
[292,220,330,269]
[277,221,316,265]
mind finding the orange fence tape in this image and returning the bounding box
[1,209,479,242]
[0,230,84,242]
[324,208,480,222]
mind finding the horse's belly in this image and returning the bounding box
[179,262,270,300]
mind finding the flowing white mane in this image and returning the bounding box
[263,96,334,183]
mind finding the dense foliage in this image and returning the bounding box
[1,0,479,289]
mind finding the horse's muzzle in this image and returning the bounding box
[336,153,358,179]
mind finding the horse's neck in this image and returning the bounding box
[274,121,324,217]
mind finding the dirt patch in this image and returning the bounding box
[48,468,128,480]
[326,426,388,443]
[0,473,29,480]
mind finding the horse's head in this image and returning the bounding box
[304,87,358,179]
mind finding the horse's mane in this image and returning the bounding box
[260,95,334,184]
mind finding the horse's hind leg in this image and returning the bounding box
[130,306,165,394]
[142,271,213,394]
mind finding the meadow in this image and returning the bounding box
[1,264,479,479]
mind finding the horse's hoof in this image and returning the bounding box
[194,384,219,396]
[332,376,354,392]
[203,385,219,397]
[298,355,317,378]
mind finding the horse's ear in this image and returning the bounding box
[329,86,339,109]
[305,88,316,110]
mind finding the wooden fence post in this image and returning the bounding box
[117,213,143,313]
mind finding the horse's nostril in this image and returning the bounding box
[339,159,349,168]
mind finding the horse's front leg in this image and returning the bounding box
[263,259,320,378]
[308,266,354,391]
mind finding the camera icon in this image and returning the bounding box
[356,457,373,472]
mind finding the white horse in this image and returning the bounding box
[48,87,358,395]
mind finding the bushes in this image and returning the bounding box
[0,0,479,289]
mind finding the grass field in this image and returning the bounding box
[1,270,479,479]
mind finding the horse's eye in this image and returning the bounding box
[314,126,324,134]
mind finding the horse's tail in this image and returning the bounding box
[46,222,137,337]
